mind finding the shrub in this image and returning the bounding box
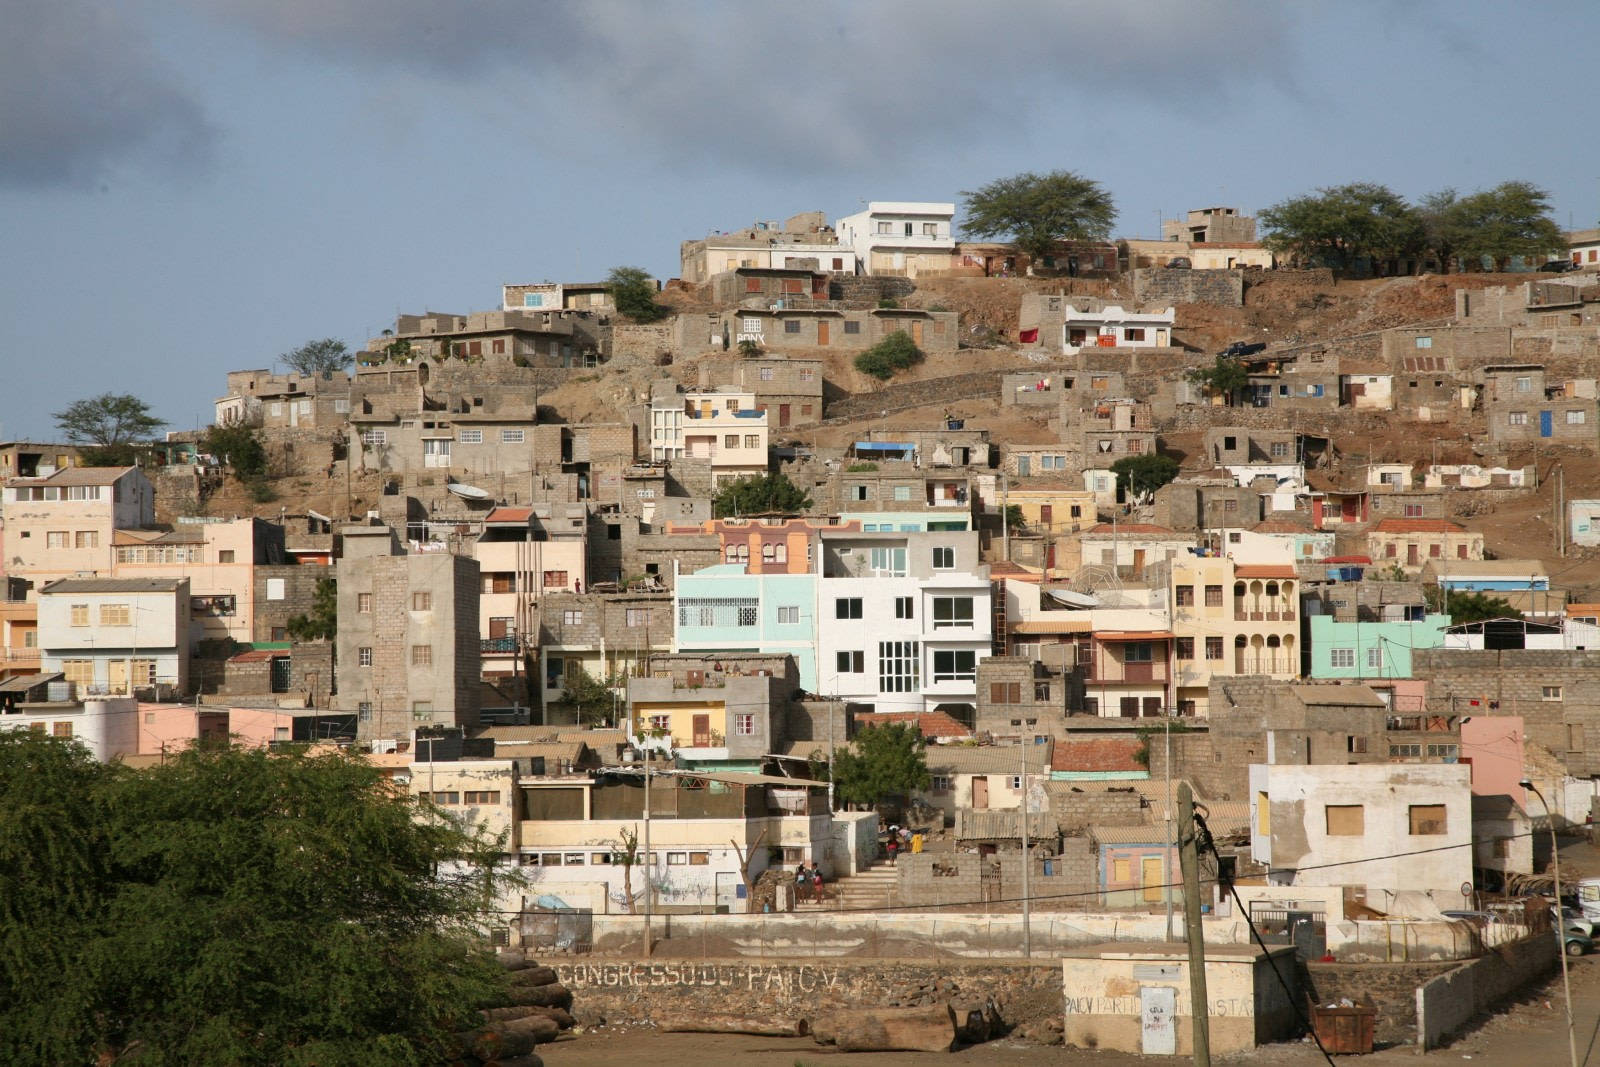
[853,331,923,380]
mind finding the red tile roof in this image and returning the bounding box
[1051,737,1145,773]
[990,561,1043,582]
[1323,555,1372,564]
[1372,518,1466,534]
[863,711,972,740]
[1251,518,1313,534]
[228,649,286,663]
[1233,564,1297,579]
[485,507,534,523]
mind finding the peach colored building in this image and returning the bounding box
[136,702,297,757]
[112,518,286,647]
[1168,557,1298,716]
[0,596,38,681]
[2,467,154,591]
[667,517,860,575]
[472,505,587,679]
[1461,715,1526,805]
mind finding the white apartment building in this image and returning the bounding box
[1061,305,1175,353]
[0,695,139,761]
[37,577,190,698]
[648,384,768,485]
[834,202,955,277]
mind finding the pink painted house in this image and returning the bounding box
[137,702,296,757]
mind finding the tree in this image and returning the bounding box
[0,737,511,1065]
[1416,188,1463,273]
[853,330,923,380]
[1004,504,1026,534]
[712,472,813,518]
[286,577,337,641]
[1441,589,1517,624]
[1449,181,1564,272]
[959,170,1116,262]
[736,338,763,358]
[562,667,624,726]
[613,826,642,914]
[1110,454,1180,501]
[1186,355,1250,406]
[607,266,667,322]
[53,393,164,450]
[1259,182,1423,273]
[831,723,931,810]
[203,423,268,482]
[282,338,352,377]
[727,828,770,914]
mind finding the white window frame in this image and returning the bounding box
[500,428,526,444]
[458,429,484,444]
[1329,648,1355,668]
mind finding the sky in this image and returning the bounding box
[2,1,1597,441]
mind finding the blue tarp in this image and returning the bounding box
[853,441,913,451]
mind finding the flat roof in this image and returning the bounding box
[39,577,186,594]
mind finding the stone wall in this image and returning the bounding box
[824,370,1004,423]
[1305,959,1457,1047]
[614,322,676,362]
[1132,268,1244,307]
[830,274,917,307]
[253,564,327,642]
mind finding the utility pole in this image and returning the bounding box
[1165,711,1175,942]
[1178,782,1211,1066]
[1020,739,1031,958]
[1001,473,1010,564]
[642,746,652,959]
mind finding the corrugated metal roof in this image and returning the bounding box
[5,466,137,486]
[1092,824,1171,845]
[0,672,60,693]
[39,577,187,593]
[927,744,1051,775]
[955,809,1058,841]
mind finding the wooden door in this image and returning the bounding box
[108,659,128,694]
[971,775,989,809]
[817,321,830,346]
[1407,543,1419,565]
[692,714,711,747]
[779,404,791,428]
[1039,504,1053,525]
[911,321,924,345]
[1141,856,1165,903]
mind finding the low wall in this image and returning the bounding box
[823,370,1004,423]
[1416,931,1558,1050]
[1305,959,1457,1047]
[554,957,1060,1028]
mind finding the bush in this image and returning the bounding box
[853,331,923,380]
[203,424,268,482]
[248,481,278,503]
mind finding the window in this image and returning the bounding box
[411,645,432,666]
[1270,441,1289,458]
[1329,648,1355,668]
[1390,743,1421,758]
[922,222,938,236]
[759,366,774,381]
[563,610,583,625]
[689,852,710,865]
[47,531,68,549]
[542,570,569,589]
[464,791,502,805]
[1408,804,1448,835]
[724,434,739,449]
[734,713,755,736]
[99,604,130,626]
[1404,503,1425,518]
[1508,411,1527,426]
[358,647,373,666]
[1173,584,1196,608]
[931,775,953,792]
[837,650,864,673]
[1365,646,1383,670]
[1426,743,1459,759]
[1326,805,1365,836]
[879,641,920,692]
[849,484,868,501]
[69,604,89,626]
[931,596,974,628]
[744,434,761,450]
[1204,585,1223,607]
[777,605,799,624]
[430,792,459,805]
[648,714,670,733]
[870,546,906,575]
[51,721,73,739]
[932,545,955,569]
[667,852,688,865]
[361,429,386,447]
[458,429,483,444]
[1515,376,1531,393]
[1122,642,1153,662]
[1175,637,1195,660]
[894,596,913,619]
[836,598,863,619]
[1569,410,1588,425]
[843,321,861,335]
[62,660,93,688]
[876,221,892,234]
[412,592,431,611]
[1347,735,1368,754]
[1543,685,1564,701]
[500,428,525,444]
[991,682,1021,703]
[626,608,653,627]
[932,649,976,682]
[784,320,801,334]
[74,530,98,549]
[357,702,372,721]
[800,368,815,381]
[412,702,433,720]
[737,603,757,626]
[1205,636,1223,660]
[893,485,912,501]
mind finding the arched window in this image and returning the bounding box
[1265,581,1279,598]
[724,544,739,564]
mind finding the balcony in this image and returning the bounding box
[481,637,519,654]
[1,647,41,670]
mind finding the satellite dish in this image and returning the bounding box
[448,483,490,500]
[1068,564,1123,600]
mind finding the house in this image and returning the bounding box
[699,356,824,430]
[1068,398,1157,470]
[833,202,955,277]
[1074,625,1175,719]
[1218,518,1334,565]
[920,743,1050,820]
[0,693,138,760]
[1018,299,1174,353]
[646,382,768,486]
[3,467,154,589]
[1568,227,1600,270]
[471,505,587,682]
[1249,762,1473,910]
[1482,364,1595,445]
[110,517,286,648]
[679,213,845,284]
[1307,612,1450,680]
[348,386,541,480]
[708,266,830,307]
[1166,557,1299,716]
[626,652,797,771]
[0,441,82,480]
[1367,518,1483,572]
[951,239,1117,278]
[974,655,1067,740]
[357,309,607,370]
[788,462,975,532]
[1076,523,1194,579]
[214,369,352,430]
[1153,478,1262,530]
[501,280,614,312]
[136,702,296,756]
[37,577,189,698]
[1162,205,1258,244]
[0,588,38,681]
[1419,558,1565,619]
[1571,499,1600,547]
[335,525,480,740]
[1338,363,1394,410]
[680,305,959,356]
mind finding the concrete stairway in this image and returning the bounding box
[795,858,899,912]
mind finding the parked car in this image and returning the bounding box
[1219,341,1267,358]
[1554,905,1596,938]
[1165,257,1192,270]
[1540,260,1578,273]
[1561,927,1593,957]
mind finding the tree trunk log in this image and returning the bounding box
[822,1005,958,1052]
[519,1005,575,1029]
[656,1012,809,1037]
[482,1005,537,1024]
[471,1025,544,1060]
[507,965,559,987]
[496,949,531,970]
[950,999,1000,1044]
[504,982,573,1009]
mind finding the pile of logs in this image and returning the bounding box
[443,949,575,1067]
[648,998,1002,1053]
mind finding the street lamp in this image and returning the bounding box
[1521,777,1578,1067]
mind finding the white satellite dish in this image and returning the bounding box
[447,483,490,500]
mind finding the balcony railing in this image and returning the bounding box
[481,637,519,653]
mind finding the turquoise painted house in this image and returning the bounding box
[673,565,819,689]
[1308,613,1450,679]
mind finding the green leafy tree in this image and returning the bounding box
[203,423,268,482]
[1441,589,1518,624]
[853,330,923,380]
[1186,355,1251,406]
[737,338,762,357]
[607,266,667,322]
[1004,503,1026,533]
[1416,188,1463,273]
[1260,182,1423,273]
[1449,181,1564,272]
[1111,454,1180,501]
[832,722,931,809]
[0,736,511,1066]
[53,393,165,453]
[282,338,352,377]
[562,667,625,726]
[712,472,813,518]
[959,170,1116,261]
[286,576,337,641]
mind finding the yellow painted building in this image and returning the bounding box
[1168,557,1299,715]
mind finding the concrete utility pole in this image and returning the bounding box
[1165,711,1175,942]
[642,748,652,959]
[1001,473,1010,564]
[1178,782,1211,1066]
[1523,779,1577,1067]
[1020,740,1031,958]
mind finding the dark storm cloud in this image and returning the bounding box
[0,0,214,188]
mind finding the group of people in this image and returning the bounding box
[884,823,913,865]
[794,862,826,902]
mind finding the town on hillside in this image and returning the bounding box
[10,190,1600,1058]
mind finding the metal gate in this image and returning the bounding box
[520,907,593,953]
[1250,904,1326,961]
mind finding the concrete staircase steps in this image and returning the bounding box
[794,858,900,911]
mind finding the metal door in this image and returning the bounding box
[1141,856,1165,902]
[817,321,829,346]
[269,656,291,693]
[1140,985,1176,1055]
[911,321,924,345]
[779,404,791,427]
[1541,410,1553,437]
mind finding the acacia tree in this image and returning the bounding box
[54,393,165,465]
[282,338,352,376]
[1110,454,1180,501]
[0,736,512,1065]
[712,472,813,518]
[960,170,1116,263]
[607,266,667,322]
[1260,182,1423,273]
[1186,355,1250,406]
[1449,181,1564,272]
[831,723,930,810]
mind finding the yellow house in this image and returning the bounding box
[1168,557,1299,715]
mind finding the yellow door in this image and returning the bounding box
[817,321,830,346]
[1141,856,1165,903]
[911,321,924,345]
[107,659,128,694]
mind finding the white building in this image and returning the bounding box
[0,694,139,760]
[1060,305,1175,353]
[37,577,189,698]
[648,384,768,485]
[1571,499,1600,548]
[834,201,955,277]
[1249,762,1472,911]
